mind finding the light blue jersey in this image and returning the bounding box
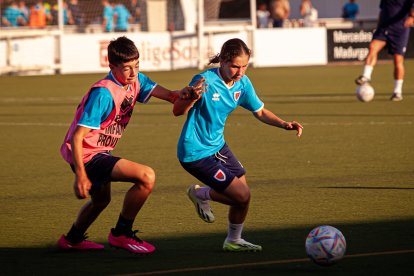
[103,5,114,32]
[178,68,264,162]
[113,4,131,31]
[78,72,156,129]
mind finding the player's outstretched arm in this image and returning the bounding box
[253,107,303,137]
[173,77,207,116]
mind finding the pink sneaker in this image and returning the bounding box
[108,229,155,254]
[57,234,104,251]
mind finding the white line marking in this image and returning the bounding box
[0,121,412,128]
[114,249,414,276]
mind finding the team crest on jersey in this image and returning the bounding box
[212,92,220,101]
[214,169,226,182]
[234,91,241,101]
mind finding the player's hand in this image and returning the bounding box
[73,175,92,199]
[179,77,207,100]
[404,16,414,28]
[284,121,303,137]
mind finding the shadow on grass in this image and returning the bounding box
[1,220,414,276]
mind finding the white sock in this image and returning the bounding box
[393,79,403,94]
[226,223,243,242]
[362,65,373,80]
[195,186,211,200]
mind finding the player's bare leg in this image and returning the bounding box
[107,159,156,254]
[210,176,262,252]
[355,39,387,85]
[58,184,111,250]
[391,54,404,101]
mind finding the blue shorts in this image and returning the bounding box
[373,26,410,55]
[180,144,246,192]
[70,152,120,195]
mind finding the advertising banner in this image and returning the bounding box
[327,28,414,62]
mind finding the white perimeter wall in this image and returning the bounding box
[1,28,328,75]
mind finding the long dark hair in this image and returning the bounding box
[208,38,251,65]
[108,36,140,66]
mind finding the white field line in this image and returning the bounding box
[0,121,412,127]
[115,249,414,276]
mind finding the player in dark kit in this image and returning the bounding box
[355,0,414,101]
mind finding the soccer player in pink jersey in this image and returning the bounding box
[57,36,204,254]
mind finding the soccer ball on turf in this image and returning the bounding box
[305,225,346,266]
[356,84,375,102]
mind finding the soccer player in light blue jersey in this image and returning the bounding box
[177,38,303,252]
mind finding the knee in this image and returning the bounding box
[92,196,111,211]
[139,167,156,192]
[234,189,251,207]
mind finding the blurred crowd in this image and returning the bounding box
[1,0,361,31]
[257,0,360,28]
[0,0,141,31]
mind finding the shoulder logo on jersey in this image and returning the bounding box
[214,169,226,182]
[234,91,241,101]
[212,92,220,101]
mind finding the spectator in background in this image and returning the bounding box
[342,0,359,20]
[271,0,290,28]
[355,0,414,101]
[2,1,27,27]
[113,0,132,32]
[68,0,82,25]
[300,0,318,27]
[52,1,74,25]
[129,0,141,24]
[18,1,30,24]
[102,0,114,32]
[257,1,270,28]
[29,0,52,28]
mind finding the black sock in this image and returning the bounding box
[113,214,134,235]
[66,224,85,243]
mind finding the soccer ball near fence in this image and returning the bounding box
[305,225,347,266]
[356,84,375,102]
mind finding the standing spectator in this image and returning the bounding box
[29,0,52,28]
[355,0,414,101]
[270,0,290,28]
[52,1,74,25]
[102,0,114,32]
[2,1,27,27]
[68,0,82,25]
[342,0,359,20]
[257,1,270,28]
[300,0,318,27]
[129,0,141,24]
[18,1,30,23]
[113,0,132,32]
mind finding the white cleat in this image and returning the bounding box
[223,239,262,252]
[187,184,215,223]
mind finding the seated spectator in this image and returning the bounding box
[113,0,132,32]
[257,1,270,28]
[2,1,27,27]
[342,0,359,20]
[271,0,290,28]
